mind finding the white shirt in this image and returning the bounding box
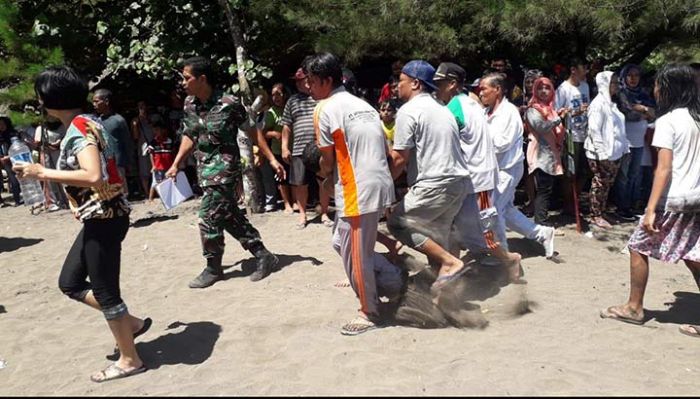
[447,93,498,193]
[652,108,700,210]
[485,98,524,171]
[394,93,470,188]
[317,87,394,217]
[555,80,591,143]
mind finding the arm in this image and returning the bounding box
[586,103,606,154]
[642,148,672,233]
[526,108,561,135]
[131,118,141,141]
[389,149,410,180]
[319,146,335,178]
[616,91,644,122]
[281,124,292,163]
[13,144,102,187]
[165,135,194,178]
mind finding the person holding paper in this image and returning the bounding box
[166,56,279,288]
[147,117,175,202]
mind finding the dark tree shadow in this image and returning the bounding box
[646,291,700,326]
[222,253,324,280]
[0,305,6,314]
[131,215,179,228]
[135,321,221,370]
[0,237,43,253]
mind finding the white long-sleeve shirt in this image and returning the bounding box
[486,98,524,171]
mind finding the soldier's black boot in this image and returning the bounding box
[250,246,279,282]
[189,257,224,289]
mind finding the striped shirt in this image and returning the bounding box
[281,93,317,156]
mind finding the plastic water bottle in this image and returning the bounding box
[8,136,44,206]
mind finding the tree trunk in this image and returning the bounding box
[218,0,263,213]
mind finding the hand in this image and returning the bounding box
[165,165,179,180]
[281,148,291,164]
[580,103,589,113]
[557,107,569,117]
[641,210,658,234]
[13,162,44,179]
[632,104,647,113]
[270,159,286,181]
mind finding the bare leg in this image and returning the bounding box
[148,187,156,202]
[320,184,332,224]
[377,231,403,261]
[293,185,308,226]
[417,238,463,277]
[683,260,700,291]
[627,250,649,313]
[279,185,293,213]
[490,245,523,282]
[140,177,150,199]
[83,291,145,333]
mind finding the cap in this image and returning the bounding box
[433,62,466,84]
[401,60,437,91]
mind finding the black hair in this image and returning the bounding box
[303,52,344,89]
[483,72,508,95]
[379,100,398,112]
[34,66,88,110]
[0,116,15,132]
[655,64,700,122]
[93,88,113,104]
[182,56,216,86]
[567,57,588,73]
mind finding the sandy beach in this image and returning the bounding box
[1,195,699,396]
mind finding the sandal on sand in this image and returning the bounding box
[599,306,644,325]
[341,316,379,336]
[322,218,334,227]
[110,317,152,357]
[679,324,700,338]
[90,363,147,383]
[295,221,307,230]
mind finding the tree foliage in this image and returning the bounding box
[2,0,698,124]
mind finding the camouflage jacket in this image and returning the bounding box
[181,91,247,187]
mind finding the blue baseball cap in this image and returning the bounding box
[401,60,437,91]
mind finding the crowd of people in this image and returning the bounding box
[3,53,700,383]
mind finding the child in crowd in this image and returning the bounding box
[147,118,175,202]
[379,100,397,149]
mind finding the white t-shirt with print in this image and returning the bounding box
[393,93,470,188]
[652,108,700,208]
[555,80,591,143]
[317,87,394,218]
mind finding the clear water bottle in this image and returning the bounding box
[8,136,44,206]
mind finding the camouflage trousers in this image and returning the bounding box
[198,184,263,259]
[587,158,620,218]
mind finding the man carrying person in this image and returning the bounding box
[387,60,471,294]
[305,52,404,335]
[92,89,133,196]
[479,73,556,258]
[281,66,333,229]
[555,57,591,216]
[433,62,523,282]
[166,56,278,288]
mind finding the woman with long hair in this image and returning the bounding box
[601,64,700,338]
[14,66,151,382]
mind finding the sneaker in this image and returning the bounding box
[47,204,61,212]
[250,251,279,282]
[615,210,636,222]
[188,268,223,289]
[541,226,555,258]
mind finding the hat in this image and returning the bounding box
[292,68,307,80]
[401,60,437,91]
[433,62,466,84]
[469,78,481,88]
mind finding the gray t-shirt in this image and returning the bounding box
[281,93,317,156]
[98,113,132,168]
[317,87,394,217]
[393,93,470,187]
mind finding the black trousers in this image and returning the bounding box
[533,169,556,225]
[58,216,130,320]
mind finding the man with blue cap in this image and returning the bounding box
[387,60,472,295]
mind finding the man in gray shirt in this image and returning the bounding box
[387,60,471,295]
[92,89,133,196]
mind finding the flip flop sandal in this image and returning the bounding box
[295,221,307,230]
[599,306,644,325]
[91,363,147,383]
[110,317,152,357]
[322,219,334,227]
[679,324,700,338]
[341,316,379,336]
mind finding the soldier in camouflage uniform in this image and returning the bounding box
[167,56,278,289]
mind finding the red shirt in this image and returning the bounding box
[147,137,175,171]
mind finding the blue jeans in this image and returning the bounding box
[613,147,643,212]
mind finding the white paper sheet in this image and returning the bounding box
[155,171,194,210]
